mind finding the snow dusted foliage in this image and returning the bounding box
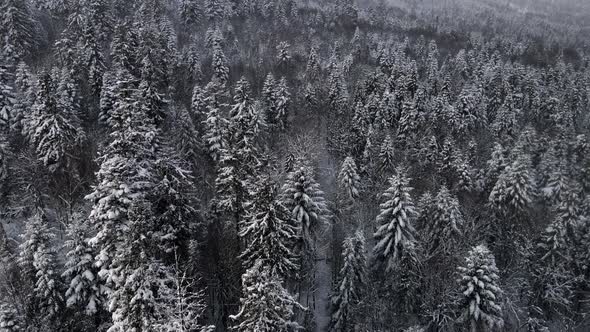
[82,24,106,96]
[107,256,171,332]
[489,148,536,217]
[338,156,360,205]
[201,78,229,162]
[378,134,395,174]
[0,136,7,193]
[329,231,367,332]
[424,186,464,253]
[230,261,303,332]
[262,73,277,120]
[153,264,214,332]
[281,165,328,248]
[29,73,79,172]
[372,169,418,272]
[1,0,36,62]
[18,213,63,318]
[151,146,199,256]
[0,64,14,130]
[484,142,508,190]
[456,245,504,331]
[274,77,290,130]
[263,74,290,130]
[0,302,21,332]
[86,67,158,291]
[62,216,104,315]
[275,41,291,67]
[212,42,229,85]
[239,175,300,278]
[138,54,166,124]
[174,105,201,163]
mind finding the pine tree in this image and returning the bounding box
[327,68,349,112]
[56,67,84,141]
[0,303,21,332]
[230,261,304,332]
[0,63,15,130]
[329,231,367,332]
[29,73,79,173]
[8,61,34,134]
[274,77,290,130]
[456,245,504,331]
[276,41,291,67]
[153,261,214,332]
[81,24,106,96]
[137,53,166,125]
[492,92,519,141]
[485,142,508,191]
[424,186,464,254]
[306,46,321,82]
[378,135,395,174]
[239,175,300,278]
[338,156,361,206]
[179,0,203,25]
[86,67,157,294]
[202,80,229,162]
[107,249,172,332]
[205,0,226,21]
[489,150,536,217]
[262,73,277,125]
[62,216,104,315]
[372,169,418,272]
[281,165,328,248]
[151,145,200,257]
[174,106,201,163]
[212,43,229,84]
[18,213,63,319]
[1,0,36,63]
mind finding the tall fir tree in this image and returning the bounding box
[1,0,36,63]
[338,156,361,208]
[238,175,300,278]
[230,261,303,332]
[62,216,105,316]
[18,213,63,320]
[329,231,367,332]
[372,169,418,272]
[281,165,328,249]
[456,244,504,331]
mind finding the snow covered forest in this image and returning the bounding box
[1,0,590,330]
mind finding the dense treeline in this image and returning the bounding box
[1,0,590,331]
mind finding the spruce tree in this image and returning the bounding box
[18,214,63,319]
[281,165,328,248]
[1,0,36,63]
[0,63,15,130]
[230,261,303,332]
[238,175,300,278]
[456,244,504,331]
[372,169,418,272]
[274,77,290,130]
[424,186,464,253]
[212,43,229,84]
[29,73,79,172]
[276,41,291,67]
[378,135,395,174]
[489,150,536,217]
[202,79,229,162]
[338,156,361,206]
[262,73,277,124]
[0,303,21,332]
[62,216,104,315]
[329,231,367,332]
